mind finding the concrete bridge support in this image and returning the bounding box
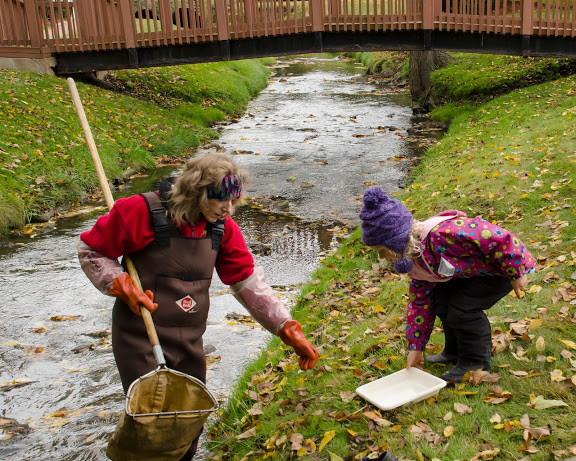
[0,57,57,75]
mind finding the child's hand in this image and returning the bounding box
[511,274,528,298]
[406,351,424,370]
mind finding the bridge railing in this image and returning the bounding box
[324,0,424,31]
[0,0,575,57]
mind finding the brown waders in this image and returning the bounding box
[112,192,223,459]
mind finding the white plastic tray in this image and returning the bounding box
[355,368,447,410]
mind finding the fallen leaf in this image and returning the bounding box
[527,285,542,294]
[318,430,335,452]
[527,394,568,410]
[471,447,500,460]
[50,315,79,322]
[290,432,304,450]
[339,390,356,403]
[454,402,472,414]
[560,339,576,350]
[237,426,258,440]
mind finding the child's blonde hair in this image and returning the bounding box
[377,221,424,262]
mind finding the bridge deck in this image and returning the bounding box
[1,0,575,72]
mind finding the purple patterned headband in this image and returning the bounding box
[206,174,243,199]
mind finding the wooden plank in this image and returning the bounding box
[63,0,79,51]
[0,45,51,57]
[214,0,229,39]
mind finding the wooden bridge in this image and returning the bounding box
[1,0,575,74]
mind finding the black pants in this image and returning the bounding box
[434,276,512,363]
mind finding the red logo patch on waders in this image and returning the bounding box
[176,295,197,313]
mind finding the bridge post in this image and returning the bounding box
[521,0,534,56]
[214,0,230,40]
[422,0,434,30]
[118,0,137,49]
[23,0,43,48]
[521,0,534,35]
[422,0,434,50]
[310,0,324,32]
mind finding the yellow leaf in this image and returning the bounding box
[535,336,546,351]
[528,319,543,330]
[297,447,307,457]
[527,285,542,294]
[318,430,335,452]
[560,339,576,350]
[304,439,316,453]
[0,431,13,440]
[373,304,385,313]
[444,426,455,437]
[416,448,425,461]
[51,418,70,427]
[550,369,564,382]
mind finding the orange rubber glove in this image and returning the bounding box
[109,272,158,316]
[278,320,319,370]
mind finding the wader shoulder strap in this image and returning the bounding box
[209,220,225,251]
[140,192,171,247]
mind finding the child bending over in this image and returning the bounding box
[359,187,535,382]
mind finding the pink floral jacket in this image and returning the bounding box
[406,214,535,351]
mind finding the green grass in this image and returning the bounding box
[344,51,408,77]
[205,62,576,460]
[0,59,273,235]
[430,53,575,103]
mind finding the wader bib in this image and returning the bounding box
[112,192,223,393]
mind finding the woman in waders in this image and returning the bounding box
[78,153,319,459]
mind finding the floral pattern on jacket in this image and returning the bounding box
[406,216,535,351]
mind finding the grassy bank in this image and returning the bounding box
[206,59,576,460]
[0,59,273,236]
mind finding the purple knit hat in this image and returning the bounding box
[359,187,414,273]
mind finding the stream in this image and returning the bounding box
[0,54,440,460]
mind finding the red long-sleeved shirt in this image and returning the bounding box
[80,194,254,286]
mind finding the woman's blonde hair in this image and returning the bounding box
[167,153,248,225]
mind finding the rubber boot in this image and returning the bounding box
[427,321,458,365]
[441,356,491,381]
[427,350,458,365]
[441,320,492,382]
